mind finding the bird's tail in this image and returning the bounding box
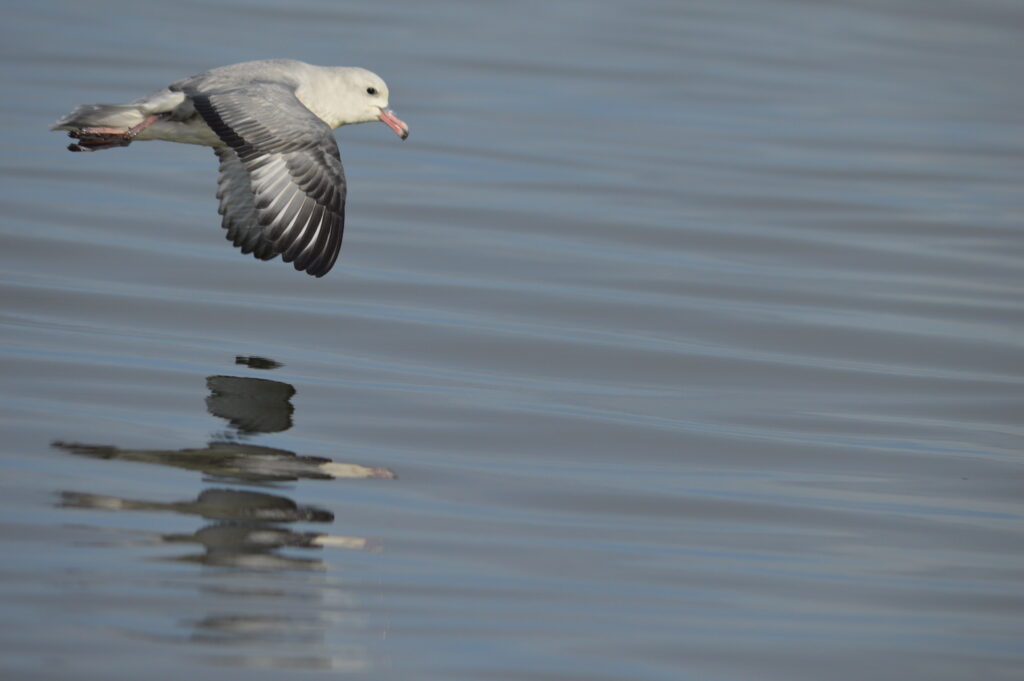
[50,103,147,131]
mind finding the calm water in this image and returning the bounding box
[2,1,1023,679]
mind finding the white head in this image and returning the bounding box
[299,66,409,138]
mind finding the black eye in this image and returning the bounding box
[366,87,377,95]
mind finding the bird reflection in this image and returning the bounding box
[165,525,330,571]
[54,371,393,552]
[59,488,371,570]
[52,440,394,484]
[60,488,335,523]
[52,374,394,483]
[164,524,372,570]
[52,362,387,667]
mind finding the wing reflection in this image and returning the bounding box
[206,375,294,434]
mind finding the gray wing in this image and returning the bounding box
[214,147,276,260]
[189,83,345,277]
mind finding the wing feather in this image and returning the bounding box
[193,83,346,277]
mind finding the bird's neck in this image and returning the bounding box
[295,67,348,129]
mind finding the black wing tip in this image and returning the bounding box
[298,259,334,278]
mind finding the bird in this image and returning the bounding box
[51,59,409,277]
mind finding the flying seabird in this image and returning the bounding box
[52,59,409,277]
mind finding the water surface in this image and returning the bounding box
[2,1,1023,679]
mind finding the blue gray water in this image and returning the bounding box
[2,1,1022,679]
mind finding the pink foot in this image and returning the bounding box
[67,114,161,152]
